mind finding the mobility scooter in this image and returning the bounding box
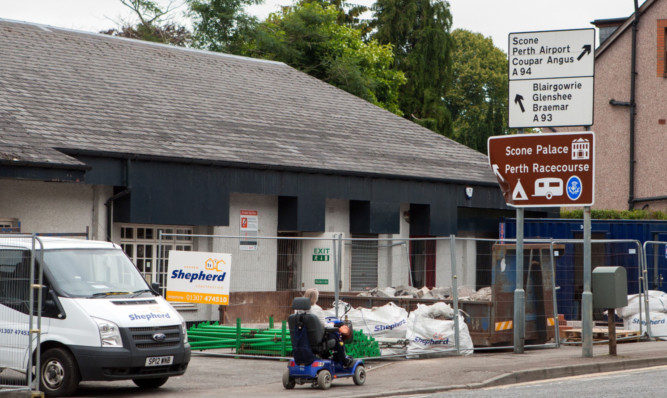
[282,297,366,390]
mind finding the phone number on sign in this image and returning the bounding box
[0,328,29,336]
[185,295,228,304]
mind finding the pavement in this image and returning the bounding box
[346,339,667,397]
[192,338,667,397]
[8,338,667,397]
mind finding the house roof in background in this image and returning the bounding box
[0,19,496,185]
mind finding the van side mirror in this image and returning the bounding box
[41,286,65,319]
[150,282,161,296]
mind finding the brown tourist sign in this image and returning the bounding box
[487,132,595,207]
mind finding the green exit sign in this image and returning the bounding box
[312,255,330,261]
[314,279,329,285]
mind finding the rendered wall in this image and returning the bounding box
[0,178,108,238]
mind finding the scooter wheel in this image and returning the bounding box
[353,365,366,386]
[317,369,332,390]
[282,369,295,389]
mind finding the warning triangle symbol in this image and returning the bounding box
[512,179,528,201]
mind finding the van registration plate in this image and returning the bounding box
[145,356,174,367]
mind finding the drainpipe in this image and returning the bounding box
[105,159,132,242]
[628,0,640,209]
[610,1,640,209]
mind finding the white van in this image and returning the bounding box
[0,237,191,396]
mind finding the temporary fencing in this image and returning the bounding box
[156,232,667,356]
[552,239,644,344]
[637,241,667,340]
[0,234,42,394]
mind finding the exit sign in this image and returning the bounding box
[312,248,330,261]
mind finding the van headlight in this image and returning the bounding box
[182,320,188,343]
[92,317,123,347]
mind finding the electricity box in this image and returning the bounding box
[592,266,628,309]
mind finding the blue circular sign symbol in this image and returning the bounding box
[566,176,583,201]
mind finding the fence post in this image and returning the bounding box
[450,235,460,355]
[641,241,651,338]
[333,234,340,318]
[550,239,560,348]
[157,229,163,295]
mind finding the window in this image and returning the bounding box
[0,218,20,233]
[657,20,667,77]
[119,224,193,289]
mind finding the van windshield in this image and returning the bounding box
[44,249,151,298]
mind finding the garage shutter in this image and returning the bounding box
[350,235,378,292]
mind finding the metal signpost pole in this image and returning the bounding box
[582,206,593,357]
[514,208,525,353]
[514,126,525,354]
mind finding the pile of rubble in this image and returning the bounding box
[357,285,493,301]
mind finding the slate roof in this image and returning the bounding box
[0,19,496,185]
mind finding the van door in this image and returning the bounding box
[0,246,48,372]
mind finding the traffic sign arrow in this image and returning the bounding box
[514,94,525,113]
[577,44,592,61]
[492,164,505,182]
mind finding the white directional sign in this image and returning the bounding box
[508,29,595,128]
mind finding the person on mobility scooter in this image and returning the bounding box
[282,290,366,390]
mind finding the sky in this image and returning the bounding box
[1,0,644,52]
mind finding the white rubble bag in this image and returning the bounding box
[323,301,409,339]
[623,311,667,340]
[406,303,474,356]
[616,290,667,318]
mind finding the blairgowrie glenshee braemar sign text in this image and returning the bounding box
[487,132,595,207]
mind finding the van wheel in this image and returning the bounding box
[40,347,80,397]
[133,377,169,389]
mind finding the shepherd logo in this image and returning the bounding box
[129,312,172,322]
[414,336,449,345]
[171,269,227,283]
[374,319,406,332]
[205,258,226,272]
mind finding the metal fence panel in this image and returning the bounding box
[552,239,644,343]
[641,241,667,340]
[0,234,42,393]
[157,234,634,356]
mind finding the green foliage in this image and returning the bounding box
[301,0,372,36]
[446,29,508,154]
[251,2,405,114]
[102,0,191,45]
[188,0,263,54]
[560,209,667,220]
[372,0,453,135]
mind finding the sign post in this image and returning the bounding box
[503,28,595,356]
[489,131,595,354]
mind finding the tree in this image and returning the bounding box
[301,0,371,37]
[101,0,191,46]
[372,0,453,135]
[251,2,405,114]
[187,0,263,54]
[446,29,508,154]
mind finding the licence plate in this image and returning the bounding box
[145,356,174,367]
